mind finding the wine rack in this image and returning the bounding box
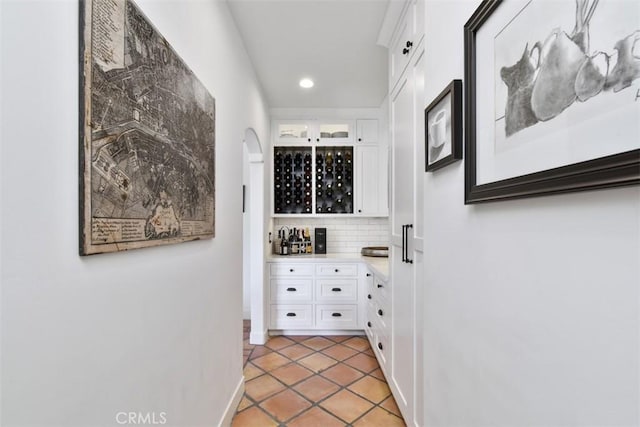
[273,147,313,214]
[315,146,353,214]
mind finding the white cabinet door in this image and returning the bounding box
[355,145,388,217]
[390,80,415,236]
[356,119,378,144]
[389,0,425,97]
[317,120,354,144]
[389,44,425,427]
[389,6,412,93]
[273,120,314,144]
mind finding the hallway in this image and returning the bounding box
[232,321,406,426]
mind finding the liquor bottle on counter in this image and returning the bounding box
[290,228,299,254]
[304,228,313,254]
[280,230,289,255]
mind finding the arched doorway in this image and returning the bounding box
[242,128,267,345]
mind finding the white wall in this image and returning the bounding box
[0,0,269,425]
[422,1,640,426]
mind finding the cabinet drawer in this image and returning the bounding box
[270,305,313,329]
[373,277,390,304]
[315,305,358,329]
[374,330,390,367]
[270,263,314,277]
[375,301,390,330]
[316,279,358,302]
[270,279,313,303]
[315,263,358,277]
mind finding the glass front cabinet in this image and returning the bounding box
[272,119,387,217]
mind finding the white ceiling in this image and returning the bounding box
[227,0,390,108]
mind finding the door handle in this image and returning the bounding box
[401,224,407,263]
[406,224,414,264]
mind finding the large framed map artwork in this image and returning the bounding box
[79,0,215,255]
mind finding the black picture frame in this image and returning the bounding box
[463,0,640,204]
[425,79,463,172]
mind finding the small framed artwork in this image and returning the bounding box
[425,79,463,171]
[464,0,640,204]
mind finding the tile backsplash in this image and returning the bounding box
[273,217,389,254]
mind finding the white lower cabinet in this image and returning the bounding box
[268,261,365,332]
[364,267,392,376]
[270,305,314,329]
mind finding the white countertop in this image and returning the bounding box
[267,253,389,281]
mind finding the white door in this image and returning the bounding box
[390,44,425,426]
[390,55,415,425]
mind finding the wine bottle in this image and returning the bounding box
[325,152,333,166]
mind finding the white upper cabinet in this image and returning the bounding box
[317,121,354,144]
[355,145,388,217]
[272,117,387,217]
[274,120,314,144]
[389,0,425,93]
[275,120,356,144]
[356,119,379,144]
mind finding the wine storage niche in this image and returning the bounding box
[315,146,353,214]
[274,146,313,214]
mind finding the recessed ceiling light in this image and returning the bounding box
[299,78,314,89]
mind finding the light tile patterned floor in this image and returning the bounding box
[234,320,405,426]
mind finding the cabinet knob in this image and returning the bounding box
[358,209,362,213]
[286,312,296,317]
[406,40,413,48]
[334,268,339,272]
[402,47,410,55]
[316,138,320,142]
[378,342,383,350]
[289,268,294,272]
[368,294,372,299]
[377,309,383,316]
[367,321,372,327]
[358,138,362,142]
[332,313,342,317]
[366,273,372,277]
[307,138,311,142]
[331,287,342,292]
[286,287,297,292]
[377,284,383,289]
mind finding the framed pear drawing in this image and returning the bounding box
[464,0,640,203]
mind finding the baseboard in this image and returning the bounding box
[249,328,268,345]
[218,376,244,427]
[270,329,366,336]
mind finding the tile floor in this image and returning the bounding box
[234,321,406,426]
